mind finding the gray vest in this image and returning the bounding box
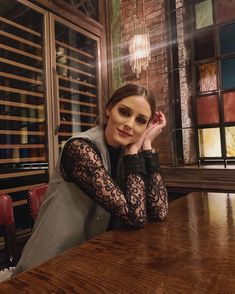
[14,125,121,275]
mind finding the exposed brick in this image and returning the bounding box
[119,0,172,164]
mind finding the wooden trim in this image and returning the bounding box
[0,115,45,123]
[0,184,45,194]
[162,166,235,192]
[52,0,103,31]
[0,157,46,164]
[57,63,95,78]
[0,170,45,179]
[60,109,97,117]
[44,11,56,175]
[0,72,43,85]
[0,85,44,97]
[59,120,96,127]
[60,53,94,68]
[56,40,94,59]
[0,144,45,149]
[0,100,44,110]
[58,126,97,137]
[0,30,41,49]
[58,132,75,136]
[32,0,103,36]
[0,130,45,136]
[0,44,42,61]
[59,86,96,97]
[0,16,41,37]
[0,58,43,73]
[13,200,28,207]
[60,97,96,108]
[58,75,95,89]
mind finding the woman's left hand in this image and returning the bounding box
[142,111,166,150]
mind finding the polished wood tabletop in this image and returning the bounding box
[1,192,235,293]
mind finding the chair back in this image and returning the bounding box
[0,194,14,226]
[0,194,19,266]
[28,184,48,220]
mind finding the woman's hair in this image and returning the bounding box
[105,83,156,119]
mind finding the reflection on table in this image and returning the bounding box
[0,192,235,293]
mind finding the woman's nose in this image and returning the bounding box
[124,117,135,129]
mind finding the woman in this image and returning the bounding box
[13,83,168,275]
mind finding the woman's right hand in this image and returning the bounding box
[141,111,166,151]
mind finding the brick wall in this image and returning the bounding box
[120,0,172,164]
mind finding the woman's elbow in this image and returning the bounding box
[129,218,147,229]
[158,207,168,221]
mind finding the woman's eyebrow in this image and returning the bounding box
[119,104,150,119]
[138,113,150,120]
[119,103,130,109]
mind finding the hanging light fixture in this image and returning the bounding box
[128,0,151,78]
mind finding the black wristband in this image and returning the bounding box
[141,151,161,173]
[141,149,155,156]
[123,154,146,175]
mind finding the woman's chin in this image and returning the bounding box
[111,137,131,147]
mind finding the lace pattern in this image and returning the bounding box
[60,138,168,227]
[146,172,168,221]
[140,151,168,221]
[60,138,147,227]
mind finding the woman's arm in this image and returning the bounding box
[60,138,147,228]
[147,172,168,221]
[142,151,168,221]
[141,111,168,221]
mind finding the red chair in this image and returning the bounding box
[0,194,19,267]
[28,184,48,221]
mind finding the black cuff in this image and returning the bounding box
[123,154,146,175]
[141,151,161,173]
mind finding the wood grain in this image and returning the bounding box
[1,192,235,293]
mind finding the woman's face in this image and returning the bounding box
[105,95,152,147]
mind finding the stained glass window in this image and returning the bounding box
[197,63,217,93]
[216,0,235,24]
[195,0,213,29]
[225,127,235,157]
[169,0,235,165]
[220,23,235,55]
[198,128,221,157]
[223,91,235,123]
[194,30,214,61]
[197,95,219,125]
[221,58,235,90]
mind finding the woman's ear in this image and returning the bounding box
[105,108,110,117]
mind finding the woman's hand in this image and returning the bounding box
[124,111,166,155]
[124,132,145,155]
[142,111,166,150]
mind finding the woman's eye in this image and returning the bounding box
[136,117,147,125]
[118,108,130,117]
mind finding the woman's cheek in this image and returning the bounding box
[136,125,147,135]
[132,129,145,142]
[115,113,124,123]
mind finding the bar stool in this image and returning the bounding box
[0,194,19,267]
[27,184,48,221]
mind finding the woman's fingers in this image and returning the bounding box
[144,112,167,142]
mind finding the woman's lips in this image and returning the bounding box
[117,129,132,137]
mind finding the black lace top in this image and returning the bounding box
[60,138,168,228]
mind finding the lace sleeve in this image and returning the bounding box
[142,151,168,221]
[60,138,147,227]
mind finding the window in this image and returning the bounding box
[54,0,100,21]
[167,0,235,167]
[0,0,102,235]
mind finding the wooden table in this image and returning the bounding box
[1,192,235,293]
